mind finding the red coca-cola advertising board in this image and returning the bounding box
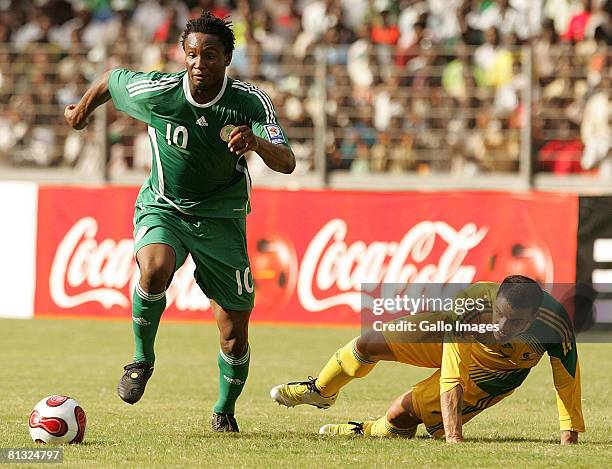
[35,187,578,325]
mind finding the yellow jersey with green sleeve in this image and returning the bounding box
[439,282,584,432]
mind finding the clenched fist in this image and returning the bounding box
[64,104,90,130]
[228,125,259,156]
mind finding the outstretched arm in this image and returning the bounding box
[550,354,584,444]
[439,338,472,443]
[64,70,113,130]
[441,385,464,442]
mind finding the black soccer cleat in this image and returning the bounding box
[211,412,239,432]
[117,362,154,404]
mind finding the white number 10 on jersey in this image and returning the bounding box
[166,123,189,149]
[235,267,254,295]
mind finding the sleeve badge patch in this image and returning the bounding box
[264,124,285,144]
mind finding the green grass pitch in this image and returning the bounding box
[1,318,611,468]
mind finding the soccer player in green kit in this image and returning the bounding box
[64,12,295,432]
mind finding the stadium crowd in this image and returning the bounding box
[0,0,609,176]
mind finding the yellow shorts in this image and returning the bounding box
[382,327,513,437]
[410,369,513,437]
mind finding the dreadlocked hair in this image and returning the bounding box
[180,11,235,53]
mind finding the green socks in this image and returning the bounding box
[213,346,250,415]
[132,282,250,415]
[132,283,166,364]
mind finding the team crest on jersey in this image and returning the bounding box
[264,124,285,144]
[220,124,236,142]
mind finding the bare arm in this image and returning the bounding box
[64,70,113,130]
[253,136,296,174]
[228,125,296,174]
[441,384,464,443]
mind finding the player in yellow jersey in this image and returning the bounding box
[271,276,584,444]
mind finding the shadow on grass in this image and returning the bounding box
[469,436,559,444]
[70,439,122,447]
[184,430,329,442]
[444,436,612,445]
[182,431,611,446]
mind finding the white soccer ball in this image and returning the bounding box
[28,395,87,444]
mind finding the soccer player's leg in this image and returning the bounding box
[318,343,446,437]
[270,314,443,409]
[270,329,393,408]
[208,300,251,433]
[319,389,421,438]
[190,217,254,432]
[118,221,188,404]
[386,369,512,439]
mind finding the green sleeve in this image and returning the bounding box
[246,90,291,148]
[107,68,170,124]
[542,294,577,376]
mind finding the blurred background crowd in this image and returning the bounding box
[0,0,610,177]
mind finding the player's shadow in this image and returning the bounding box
[468,436,611,445]
[187,430,611,447]
[470,436,558,444]
[73,439,115,447]
[187,430,330,441]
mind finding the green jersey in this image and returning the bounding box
[108,68,290,218]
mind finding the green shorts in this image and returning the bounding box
[133,207,254,311]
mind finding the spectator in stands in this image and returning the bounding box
[373,73,403,131]
[426,0,462,43]
[581,73,610,173]
[474,27,514,88]
[105,1,143,49]
[153,3,182,44]
[442,43,470,102]
[389,131,417,173]
[534,20,559,84]
[370,3,400,46]
[11,7,51,49]
[132,0,188,41]
[395,19,427,68]
[538,120,585,173]
[563,0,592,42]
[371,130,392,171]
[544,0,577,38]
[0,0,609,178]
[62,2,107,49]
[350,141,371,174]
[466,0,502,33]
[347,24,375,96]
[585,0,611,40]
[339,105,376,170]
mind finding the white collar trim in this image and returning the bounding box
[183,72,227,108]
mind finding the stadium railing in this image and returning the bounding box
[0,43,609,192]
